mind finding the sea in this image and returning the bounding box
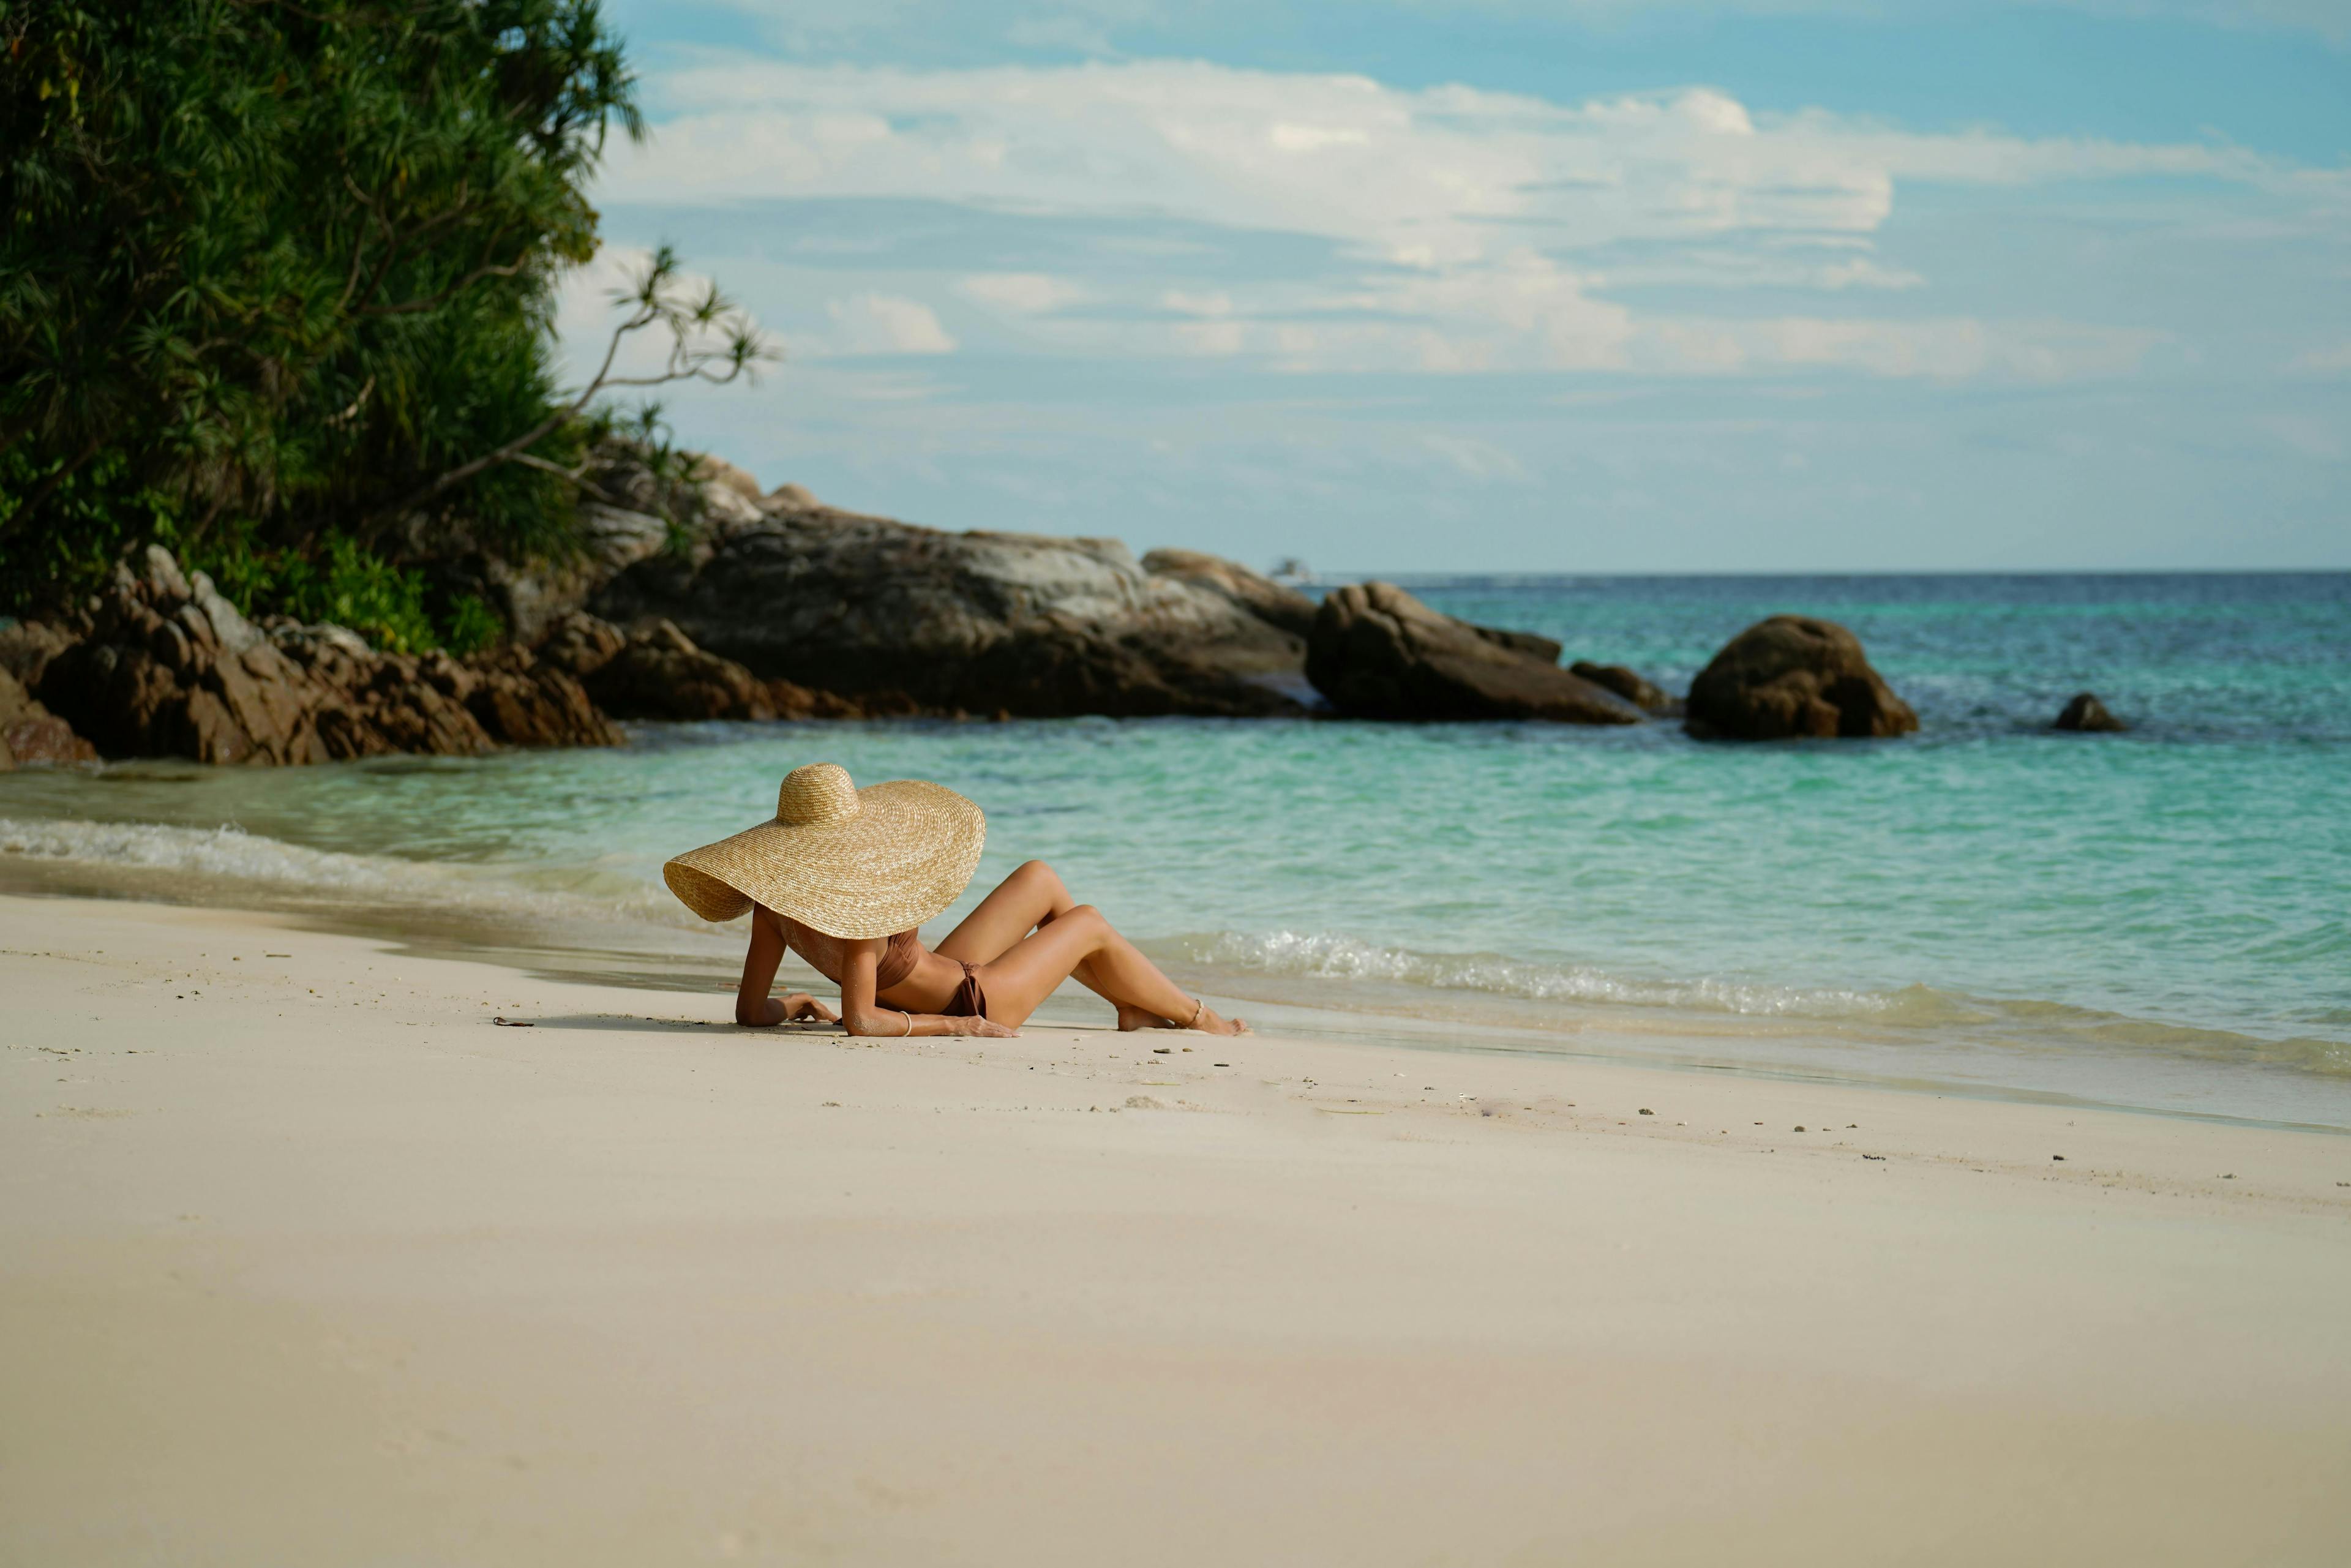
[6,572,2349,1129]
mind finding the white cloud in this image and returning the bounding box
[956,272,1088,312]
[597,59,2341,381]
[825,291,959,354]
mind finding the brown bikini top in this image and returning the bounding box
[778,914,923,992]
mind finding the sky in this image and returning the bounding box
[564,0,2351,573]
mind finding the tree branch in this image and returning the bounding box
[509,449,618,506]
[366,248,775,529]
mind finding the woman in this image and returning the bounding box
[664,762,1246,1038]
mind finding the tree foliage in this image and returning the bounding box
[0,0,732,626]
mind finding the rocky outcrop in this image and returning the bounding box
[1304,582,1644,724]
[1684,616,1917,741]
[0,618,75,691]
[2053,692,2126,732]
[589,490,1310,718]
[31,547,621,764]
[1569,661,1682,716]
[536,612,876,722]
[0,666,96,768]
[1141,550,1318,639]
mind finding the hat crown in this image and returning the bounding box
[778,763,861,826]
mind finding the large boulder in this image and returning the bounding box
[1141,549,1318,639]
[1569,661,1681,716]
[536,611,882,722]
[1683,616,1917,740]
[0,667,96,768]
[32,547,621,763]
[590,495,1311,718]
[1304,582,1644,724]
[576,616,776,722]
[0,618,76,691]
[2053,692,2127,733]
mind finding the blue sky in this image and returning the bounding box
[564,0,2351,572]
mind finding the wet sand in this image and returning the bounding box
[4,890,2349,1565]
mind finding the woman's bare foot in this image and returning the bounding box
[1117,1000,1248,1035]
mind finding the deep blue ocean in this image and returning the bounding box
[7,573,2347,1125]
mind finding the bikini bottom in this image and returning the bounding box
[943,960,989,1019]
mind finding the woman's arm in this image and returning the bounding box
[838,944,1014,1038]
[735,906,840,1027]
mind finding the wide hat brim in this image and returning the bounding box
[663,779,986,938]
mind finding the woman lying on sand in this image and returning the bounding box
[664,763,1247,1039]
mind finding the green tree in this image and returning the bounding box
[0,0,766,629]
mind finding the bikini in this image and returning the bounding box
[776,915,988,1019]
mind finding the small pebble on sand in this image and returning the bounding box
[1638,1108,1654,1116]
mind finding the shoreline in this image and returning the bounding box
[5,826,2350,1133]
[6,890,2349,1563]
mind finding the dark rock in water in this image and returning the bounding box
[2053,692,2127,732]
[32,546,620,763]
[1305,582,1645,724]
[1684,616,1918,741]
[1473,624,1564,665]
[1569,661,1682,716]
[538,611,876,721]
[463,647,624,749]
[1141,550,1319,639]
[0,667,96,768]
[590,495,1308,718]
[583,618,776,722]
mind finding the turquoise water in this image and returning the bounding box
[6,574,2347,1125]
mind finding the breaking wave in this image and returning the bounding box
[1166,928,2351,1078]
[0,815,698,936]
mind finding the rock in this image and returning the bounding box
[591,506,1311,718]
[1569,661,1682,715]
[32,547,622,763]
[536,612,875,721]
[0,618,75,689]
[533,611,628,680]
[689,453,765,505]
[484,501,670,647]
[1303,581,1644,724]
[1141,549,1318,639]
[1474,624,1564,664]
[1684,616,1918,741]
[580,619,775,722]
[463,647,625,749]
[2053,692,2127,732]
[0,667,97,768]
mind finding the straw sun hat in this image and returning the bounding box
[662,763,986,938]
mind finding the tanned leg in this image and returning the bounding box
[935,861,1150,1023]
[972,906,1245,1035]
[936,861,1073,962]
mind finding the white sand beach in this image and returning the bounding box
[4,890,2349,1566]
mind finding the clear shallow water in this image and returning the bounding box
[4,574,2347,1125]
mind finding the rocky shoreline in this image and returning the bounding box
[1,462,1939,769]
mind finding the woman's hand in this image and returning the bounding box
[736,992,839,1027]
[956,1016,1019,1038]
[778,992,838,1023]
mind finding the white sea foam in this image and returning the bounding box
[0,815,695,934]
[1170,928,1936,1022]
